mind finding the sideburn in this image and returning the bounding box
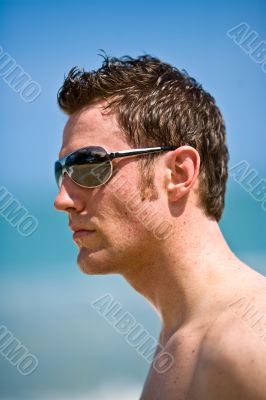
[138,158,159,202]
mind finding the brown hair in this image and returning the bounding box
[57,54,229,221]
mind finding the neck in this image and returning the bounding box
[122,209,245,343]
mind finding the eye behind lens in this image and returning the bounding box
[66,146,109,166]
[67,161,112,188]
[54,161,63,187]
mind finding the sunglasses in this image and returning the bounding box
[55,145,178,189]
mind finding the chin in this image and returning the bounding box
[77,247,118,275]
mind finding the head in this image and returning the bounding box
[54,54,229,276]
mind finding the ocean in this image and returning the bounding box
[0,181,265,399]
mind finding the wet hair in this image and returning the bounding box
[57,54,229,221]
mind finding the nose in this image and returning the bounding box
[54,174,85,212]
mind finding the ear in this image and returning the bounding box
[164,146,201,202]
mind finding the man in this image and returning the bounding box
[54,55,266,399]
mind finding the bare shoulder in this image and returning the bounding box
[193,277,266,400]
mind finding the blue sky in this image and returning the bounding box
[1,0,266,261]
[0,2,266,398]
[0,0,266,192]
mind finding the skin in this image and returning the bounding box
[54,102,266,400]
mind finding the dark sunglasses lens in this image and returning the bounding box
[68,162,112,187]
[54,161,63,187]
[65,147,112,187]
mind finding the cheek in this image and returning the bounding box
[100,182,149,236]
[110,187,162,239]
[93,168,164,241]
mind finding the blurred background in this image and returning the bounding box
[0,0,265,398]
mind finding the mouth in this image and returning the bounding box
[73,229,96,241]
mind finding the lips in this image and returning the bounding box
[69,224,95,232]
[73,229,95,240]
[69,224,96,240]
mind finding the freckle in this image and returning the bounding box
[191,349,195,353]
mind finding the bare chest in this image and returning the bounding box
[140,334,203,400]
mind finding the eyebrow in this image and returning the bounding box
[58,147,71,160]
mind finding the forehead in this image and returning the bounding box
[59,104,129,158]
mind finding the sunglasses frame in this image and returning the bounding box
[55,145,178,189]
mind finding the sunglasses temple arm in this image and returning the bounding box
[109,146,177,160]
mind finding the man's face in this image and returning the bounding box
[54,104,166,275]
